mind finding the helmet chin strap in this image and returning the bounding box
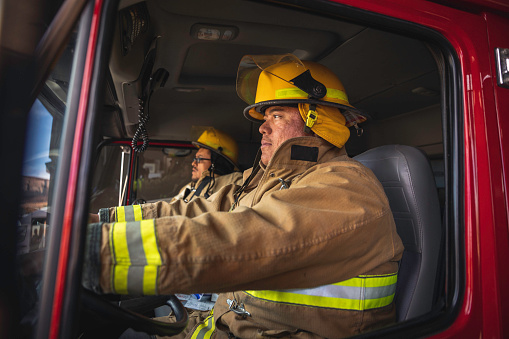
[230,149,262,212]
[304,103,318,134]
[204,163,216,198]
[291,69,324,136]
[188,163,216,202]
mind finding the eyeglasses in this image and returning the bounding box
[192,157,211,164]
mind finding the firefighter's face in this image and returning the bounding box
[259,106,309,165]
[192,148,212,181]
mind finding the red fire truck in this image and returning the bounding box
[0,0,508,337]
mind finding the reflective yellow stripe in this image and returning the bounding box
[190,310,215,339]
[140,220,162,264]
[116,205,143,222]
[140,219,162,294]
[244,273,397,311]
[245,290,363,310]
[326,88,348,102]
[275,87,348,102]
[110,222,131,263]
[275,88,308,99]
[110,222,131,294]
[133,205,142,221]
[336,274,398,288]
[143,266,159,295]
[110,219,163,295]
[116,207,126,222]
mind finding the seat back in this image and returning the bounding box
[354,145,442,321]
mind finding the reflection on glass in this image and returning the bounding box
[16,29,75,337]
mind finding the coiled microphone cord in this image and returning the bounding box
[132,94,151,153]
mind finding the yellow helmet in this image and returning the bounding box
[192,128,239,169]
[236,54,366,148]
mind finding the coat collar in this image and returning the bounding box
[242,136,346,182]
[263,136,346,170]
[192,169,217,188]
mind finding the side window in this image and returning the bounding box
[18,100,54,254]
[16,33,75,336]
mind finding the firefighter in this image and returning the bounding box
[83,54,404,338]
[171,128,243,203]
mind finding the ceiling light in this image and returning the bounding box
[191,24,238,41]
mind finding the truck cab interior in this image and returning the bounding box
[12,0,464,337]
[88,0,446,216]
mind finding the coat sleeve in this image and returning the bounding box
[98,183,240,222]
[98,162,403,295]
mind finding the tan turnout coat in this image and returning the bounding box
[170,171,243,203]
[97,136,404,338]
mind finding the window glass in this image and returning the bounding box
[16,32,75,336]
[89,145,131,212]
[18,100,53,254]
[89,144,195,212]
[133,147,195,203]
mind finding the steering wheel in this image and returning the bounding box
[81,289,188,336]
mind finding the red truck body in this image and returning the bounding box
[1,0,508,338]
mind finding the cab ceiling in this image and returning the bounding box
[109,0,440,144]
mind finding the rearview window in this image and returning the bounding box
[89,142,196,211]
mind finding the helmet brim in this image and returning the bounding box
[243,99,367,127]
